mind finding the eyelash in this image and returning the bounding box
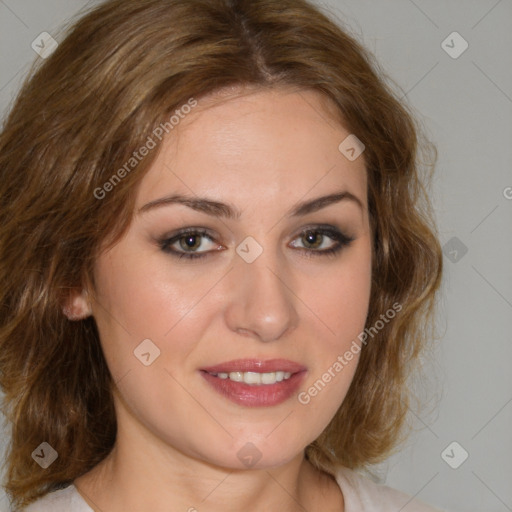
[158,225,354,261]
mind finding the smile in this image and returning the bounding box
[200,359,307,407]
[207,371,293,385]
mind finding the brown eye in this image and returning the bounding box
[290,226,354,257]
[179,234,203,251]
[301,230,328,249]
[160,229,220,260]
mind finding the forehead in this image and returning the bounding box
[136,87,367,211]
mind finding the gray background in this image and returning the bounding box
[0,1,511,511]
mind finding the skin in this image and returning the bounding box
[69,87,372,512]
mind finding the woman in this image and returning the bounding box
[0,0,443,510]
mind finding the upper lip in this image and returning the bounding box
[201,359,307,374]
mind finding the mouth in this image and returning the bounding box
[200,359,307,407]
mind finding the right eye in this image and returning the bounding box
[159,228,223,260]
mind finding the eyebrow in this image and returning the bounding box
[138,190,364,219]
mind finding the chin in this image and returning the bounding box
[193,433,309,472]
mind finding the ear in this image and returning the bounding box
[62,289,92,321]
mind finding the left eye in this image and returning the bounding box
[290,229,337,251]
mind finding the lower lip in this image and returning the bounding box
[200,371,307,407]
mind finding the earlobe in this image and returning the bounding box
[62,290,92,321]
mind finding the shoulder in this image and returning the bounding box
[19,484,92,512]
[333,466,446,512]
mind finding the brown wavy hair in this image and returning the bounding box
[0,0,442,508]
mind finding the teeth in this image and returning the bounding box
[244,372,261,384]
[212,371,293,385]
[261,372,275,384]
[229,371,244,382]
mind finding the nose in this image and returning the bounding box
[223,248,299,343]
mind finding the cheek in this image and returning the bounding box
[307,240,372,345]
[92,247,201,337]
[90,243,230,394]
[298,240,371,405]
[90,250,184,381]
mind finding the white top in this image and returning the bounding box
[20,466,445,511]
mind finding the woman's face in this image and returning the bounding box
[87,87,372,469]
